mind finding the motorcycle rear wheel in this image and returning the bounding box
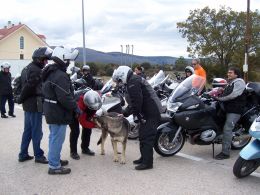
[233,156,259,178]
[154,131,185,157]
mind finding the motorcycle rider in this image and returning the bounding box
[135,66,146,79]
[70,90,102,160]
[0,62,15,118]
[112,66,163,170]
[18,47,52,163]
[42,46,79,174]
[214,67,246,160]
[184,66,194,78]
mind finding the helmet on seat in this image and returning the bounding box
[51,47,79,66]
[83,90,102,110]
[112,66,132,84]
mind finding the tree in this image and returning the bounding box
[174,56,188,71]
[140,62,151,70]
[177,6,260,67]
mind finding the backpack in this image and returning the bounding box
[13,67,28,104]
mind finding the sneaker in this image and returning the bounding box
[8,113,16,117]
[35,156,48,164]
[82,148,95,156]
[133,158,142,165]
[1,114,8,118]
[60,160,69,166]
[70,153,80,160]
[48,167,71,175]
[18,155,34,162]
[215,152,230,160]
[135,164,153,170]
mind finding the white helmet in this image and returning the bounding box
[112,66,132,84]
[1,62,11,71]
[83,90,102,110]
[82,65,90,71]
[185,66,194,74]
[51,47,79,65]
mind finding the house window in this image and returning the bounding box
[20,54,24,59]
[20,36,24,49]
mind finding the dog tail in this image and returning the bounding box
[97,136,102,145]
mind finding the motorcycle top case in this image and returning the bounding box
[174,105,217,130]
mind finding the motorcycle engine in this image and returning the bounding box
[200,130,217,142]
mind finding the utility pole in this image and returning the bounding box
[120,45,123,65]
[131,45,134,68]
[82,0,86,67]
[243,0,251,82]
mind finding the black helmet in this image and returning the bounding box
[32,47,53,64]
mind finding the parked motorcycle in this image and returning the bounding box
[154,75,260,157]
[233,115,260,178]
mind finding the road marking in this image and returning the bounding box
[177,152,204,162]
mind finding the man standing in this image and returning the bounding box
[134,66,146,79]
[42,47,79,175]
[0,62,15,118]
[112,66,162,170]
[18,47,52,163]
[214,67,246,160]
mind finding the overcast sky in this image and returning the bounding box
[0,0,259,57]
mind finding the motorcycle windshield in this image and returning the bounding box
[148,70,165,87]
[101,78,113,94]
[168,75,206,103]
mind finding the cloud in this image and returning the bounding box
[1,0,259,57]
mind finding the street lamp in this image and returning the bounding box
[82,0,86,67]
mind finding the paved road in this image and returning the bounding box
[0,106,259,195]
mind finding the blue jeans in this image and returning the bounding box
[48,124,67,169]
[19,112,44,159]
[1,94,14,115]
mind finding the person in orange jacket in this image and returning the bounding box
[69,90,102,160]
[192,58,207,80]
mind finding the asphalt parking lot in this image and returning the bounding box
[0,106,259,195]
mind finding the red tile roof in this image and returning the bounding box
[0,24,24,40]
[0,24,46,42]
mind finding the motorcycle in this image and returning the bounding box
[154,75,260,157]
[233,115,260,178]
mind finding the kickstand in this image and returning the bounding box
[212,143,215,158]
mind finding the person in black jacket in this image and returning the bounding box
[134,66,146,79]
[214,67,246,160]
[42,46,79,175]
[0,62,15,118]
[112,66,163,170]
[18,47,52,164]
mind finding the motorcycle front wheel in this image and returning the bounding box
[233,156,259,178]
[154,131,185,157]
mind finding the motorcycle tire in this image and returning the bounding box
[128,123,140,140]
[233,156,259,178]
[154,130,185,157]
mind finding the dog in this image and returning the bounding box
[94,112,130,164]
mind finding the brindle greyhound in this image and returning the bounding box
[94,112,130,164]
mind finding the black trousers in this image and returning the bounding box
[69,117,92,153]
[1,94,14,115]
[139,115,160,165]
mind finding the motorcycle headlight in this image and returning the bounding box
[167,102,183,113]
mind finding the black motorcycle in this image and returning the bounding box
[154,75,260,157]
